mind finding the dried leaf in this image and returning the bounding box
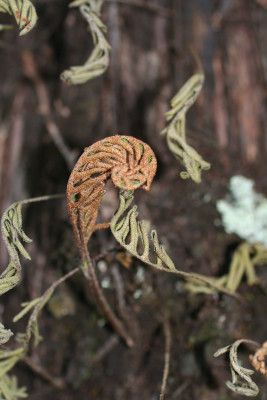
[186,242,267,294]
[161,73,210,183]
[0,201,32,297]
[0,195,62,351]
[0,0,37,35]
[214,339,259,397]
[0,195,62,297]
[61,0,111,85]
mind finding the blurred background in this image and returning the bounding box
[1,0,267,399]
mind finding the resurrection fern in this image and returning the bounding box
[67,135,157,346]
[0,373,27,399]
[0,0,37,35]
[67,135,157,251]
[0,195,64,399]
[110,190,234,296]
[214,339,260,397]
[0,195,62,297]
[186,242,267,294]
[13,267,79,348]
[187,176,267,294]
[0,201,32,297]
[223,242,267,292]
[0,348,26,400]
[0,195,62,348]
[0,268,79,399]
[61,0,110,85]
[0,324,13,346]
[161,73,210,183]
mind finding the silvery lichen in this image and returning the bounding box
[217,176,267,247]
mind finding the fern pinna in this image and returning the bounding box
[67,135,157,346]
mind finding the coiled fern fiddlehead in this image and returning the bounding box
[67,135,157,346]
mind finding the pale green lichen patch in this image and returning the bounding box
[217,176,267,247]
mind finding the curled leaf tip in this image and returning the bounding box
[162,73,210,183]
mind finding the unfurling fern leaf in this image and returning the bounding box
[110,190,234,295]
[214,339,260,397]
[161,73,210,183]
[0,201,32,297]
[0,195,62,347]
[0,0,37,35]
[67,135,157,346]
[61,0,110,85]
[67,135,157,253]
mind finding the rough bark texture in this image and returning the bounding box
[0,1,267,399]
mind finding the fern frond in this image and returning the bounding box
[110,190,233,295]
[0,201,32,297]
[0,195,63,297]
[0,373,27,400]
[0,325,13,346]
[186,242,267,294]
[161,73,210,183]
[0,194,63,346]
[0,268,79,399]
[67,135,156,346]
[0,348,25,380]
[0,0,37,35]
[13,267,79,348]
[61,0,110,85]
[214,339,259,397]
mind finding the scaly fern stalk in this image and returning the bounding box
[67,135,157,346]
[161,73,210,183]
[214,339,260,397]
[0,0,37,35]
[61,0,111,85]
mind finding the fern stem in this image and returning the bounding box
[159,315,171,400]
[81,246,134,348]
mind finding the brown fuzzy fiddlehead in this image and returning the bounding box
[67,135,157,347]
[67,135,157,252]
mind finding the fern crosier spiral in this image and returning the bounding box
[67,135,157,252]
